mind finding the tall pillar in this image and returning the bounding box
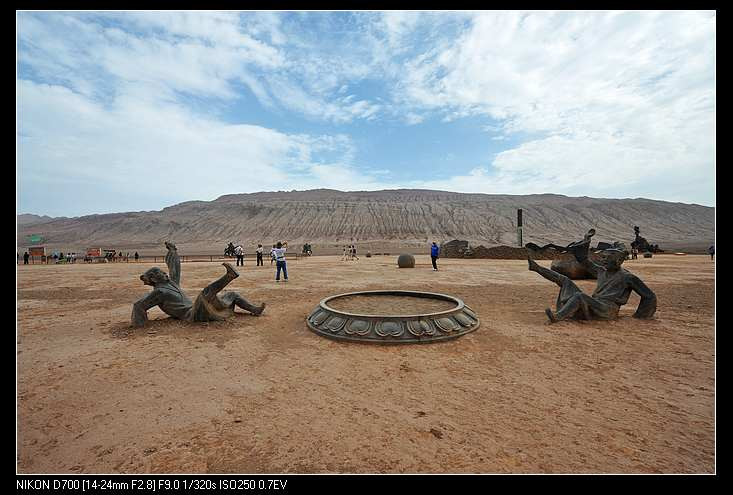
[517,209,523,247]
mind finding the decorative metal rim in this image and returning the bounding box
[306,290,480,344]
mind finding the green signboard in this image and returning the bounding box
[27,234,43,244]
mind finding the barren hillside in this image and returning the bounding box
[17,189,714,254]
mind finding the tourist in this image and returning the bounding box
[256,244,263,266]
[431,242,440,271]
[709,245,715,261]
[342,246,348,261]
[134,251,139,262]
[270,244,276,265]
[23,251,29,265]
[351,244,359,261]
[273,241,288,282]
[631,247,638,260]
[234,244,244,267]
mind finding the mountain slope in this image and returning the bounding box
[17,189,714,252]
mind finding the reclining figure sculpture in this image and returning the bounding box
[131,241,265,327]
[526,231,657,323]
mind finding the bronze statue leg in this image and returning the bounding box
[201,263,239,302]
[555,293,615,321]
[219,291,265,315]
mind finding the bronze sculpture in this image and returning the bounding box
[526,232,656,323]
[131,242,265,327]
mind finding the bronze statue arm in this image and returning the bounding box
[131,289,164,327]
[165,242,181,286]
[629,274,657,319]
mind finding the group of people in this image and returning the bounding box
[107,251,133,262]
[341,244,360,261]
[226,242,290,280]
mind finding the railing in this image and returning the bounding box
[17,254,305,265]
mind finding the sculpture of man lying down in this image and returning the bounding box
[527,235,656,323]
[131,241,265,327]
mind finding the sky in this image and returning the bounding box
[17,11,716,217]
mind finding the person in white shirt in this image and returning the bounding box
[273,241,288,282]
[234,244,244,267]
[256,244,264,266]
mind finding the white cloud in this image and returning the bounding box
[396,11,716,204]
[17,79,379,215]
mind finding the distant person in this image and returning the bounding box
[234,244,244,267]
[342,246,348,261]
[134,251,139,262]
[431,242,440,271]
[270,244,276,265]
[119,251,123,262]
[256,244,263,266]
[273,241,288,282]
[631,247,638,260]
[709,245,715,261]
[23,251,29,265]
[351,244,359,261]
[126,252,130,262]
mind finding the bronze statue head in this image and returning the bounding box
[600,248,628,271]
[140,267,170,286]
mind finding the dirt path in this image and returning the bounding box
[16,254,715,473]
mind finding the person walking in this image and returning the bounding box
[134,251,139,262]
[273,242,288,282]
[256,244,264,266]
[709,245,715,261]
[23,251,29,265]
[351,244,359,261]
[342,246,348,261]
[430,242,440,271]
[234,244,244,267]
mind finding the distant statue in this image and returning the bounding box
[525,228,596,257]
[526,231,657,323]
[631,226,656,253]
[131,242,265,327]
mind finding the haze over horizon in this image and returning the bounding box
[18,11,716,217]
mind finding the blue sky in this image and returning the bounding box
[17,11,716,216]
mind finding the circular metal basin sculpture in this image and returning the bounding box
[306,290,480,344]
[397,254,415,268]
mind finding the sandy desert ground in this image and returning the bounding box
[16,254,715,473]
